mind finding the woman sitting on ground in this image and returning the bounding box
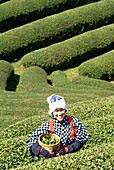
[27,94,89,160]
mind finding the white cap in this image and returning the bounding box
[47,94,67,114]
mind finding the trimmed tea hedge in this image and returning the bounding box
[22,24,114,73]
[78,50,114,81]
[0,0,114,61]
[0,60,14,90]
[0,88,114,130]
[20,66,51,92]
[13,142,114,170]
[50,70,71,87]
[72,75,114,91]
[0,96,113,140]
[0,115,113,169]
[0,0,101,33]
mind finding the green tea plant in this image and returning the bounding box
[0,0,113,61]
[0,114,113,169]
[50,70,71,87]
[22,24,114,73]
[72,75,114,91]
[0,0,100,32]
[0,96,113,140]
[0,60,14,90]
[13,142,114,170]
[42,136,59,145]
[78,50,114,81]
[20,66,51,92]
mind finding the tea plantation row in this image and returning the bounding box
[0,0,113,62]
[0,87,114,130]
[21,24,114,73]
[13,142,113,170]
[0,0,100,32]
[1,59,114,92]
[78,50,114,80]
[0,0,113,169]
[0,113,113,169]
[0,95,113,140]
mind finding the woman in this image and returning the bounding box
[27,94,89,160]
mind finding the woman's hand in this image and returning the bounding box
[41,148,54,158]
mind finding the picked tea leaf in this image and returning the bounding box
[42,136,59,145]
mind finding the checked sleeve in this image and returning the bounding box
[26,120,50,160]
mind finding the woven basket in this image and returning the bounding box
[38,133,60,154]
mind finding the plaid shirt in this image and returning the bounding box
[27,114,88,159]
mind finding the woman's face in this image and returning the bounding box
[53,108,66,122]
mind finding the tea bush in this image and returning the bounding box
[0,96,113,140]
[0,114,113,169]
[0,89,114,130]
[68,96,114,120]
[0,0,114,61]
[22,24,114,73]
[0,0,101,33]
[0,60,14,90]
[78,50,114,81]
[72,75,114,91]
[13,142,114,170]
[20,66,51,92]
[50,70,71,87]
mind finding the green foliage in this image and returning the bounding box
[78,50,114,81]
[22,24,114,73]
[0,0,113,168]
[0,135,34,169]
[1,96,113,140]
[0,60,14,90]
[0,0,114,61]
[68,96,114,120]
[0,88,113,131]
[50,70,71,87]
[72,75,114,91]
[0,114,113,169]
[0,0,101,33]
[20,66,51,92]
[41,135,59,145]
[13,142,114,169]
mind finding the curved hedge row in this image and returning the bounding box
[0,0,101,33]
[22,24,114,73]
[20,66,50,92]
[0,0,114,61]
[1,96,113,140]
[0,115,113,169]
[0,60,14,90]
[72,75,114,91]
[78,50,114,81]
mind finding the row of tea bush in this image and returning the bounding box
[0,113,113,169]
[78,50,114,80]
[14,141,113,170]
[0,0,100,32]
[1,96,113,140]
[1,55,114,91]
[21,24,114,73]
[0,0,114,61]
